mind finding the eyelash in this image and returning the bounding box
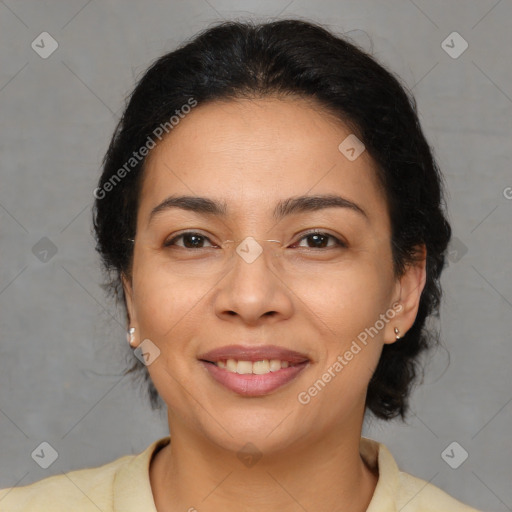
[163,230,347,250]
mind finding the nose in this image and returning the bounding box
[213,239,294,326]
[223,236,281,264]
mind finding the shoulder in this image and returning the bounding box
[0,437,170,512]
[396,471,482,512]
[360,437,482,512]
[0,453,133,512]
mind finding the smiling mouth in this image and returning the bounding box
[201,358,306,375]
[199,359,309,397]
[197,344,310,396]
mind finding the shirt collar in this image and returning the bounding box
[114,436,170,512]
[360,436,399,512]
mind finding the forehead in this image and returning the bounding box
[139,96,387,223]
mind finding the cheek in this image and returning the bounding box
[132,255,209,340]
[300,349,381,425]
[132,263,205,408]
[297,270,389,418]
[290,256,393,333]
[293,256,393,407]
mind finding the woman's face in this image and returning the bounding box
[123,96,424,453]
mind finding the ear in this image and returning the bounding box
[383,244,427,344]
[121,272,138,334]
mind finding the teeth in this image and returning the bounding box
[226,359,237,372]
[253,360,270,374]
[269,359,281,372]
[215,358,296,374]
[236,360,253,374]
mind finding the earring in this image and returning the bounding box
[394,327,401,340]
[126,327,136,347]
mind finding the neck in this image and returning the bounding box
[150,414,378,512]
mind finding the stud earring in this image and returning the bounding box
[126,327,136,347]
[394,327,401,340]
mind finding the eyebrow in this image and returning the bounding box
[147,193,368,226]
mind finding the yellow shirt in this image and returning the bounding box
[0,436,481,511]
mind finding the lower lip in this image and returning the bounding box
[200,361,308,397]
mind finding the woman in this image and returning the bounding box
[0,19,481,511]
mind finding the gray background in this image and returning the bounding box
[0,1,510,510]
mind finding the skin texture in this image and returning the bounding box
[122,96,426,512]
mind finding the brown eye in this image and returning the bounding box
[295,231,347,249]
[164,232,215,249]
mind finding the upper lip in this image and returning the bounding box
[198,344,310,364]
